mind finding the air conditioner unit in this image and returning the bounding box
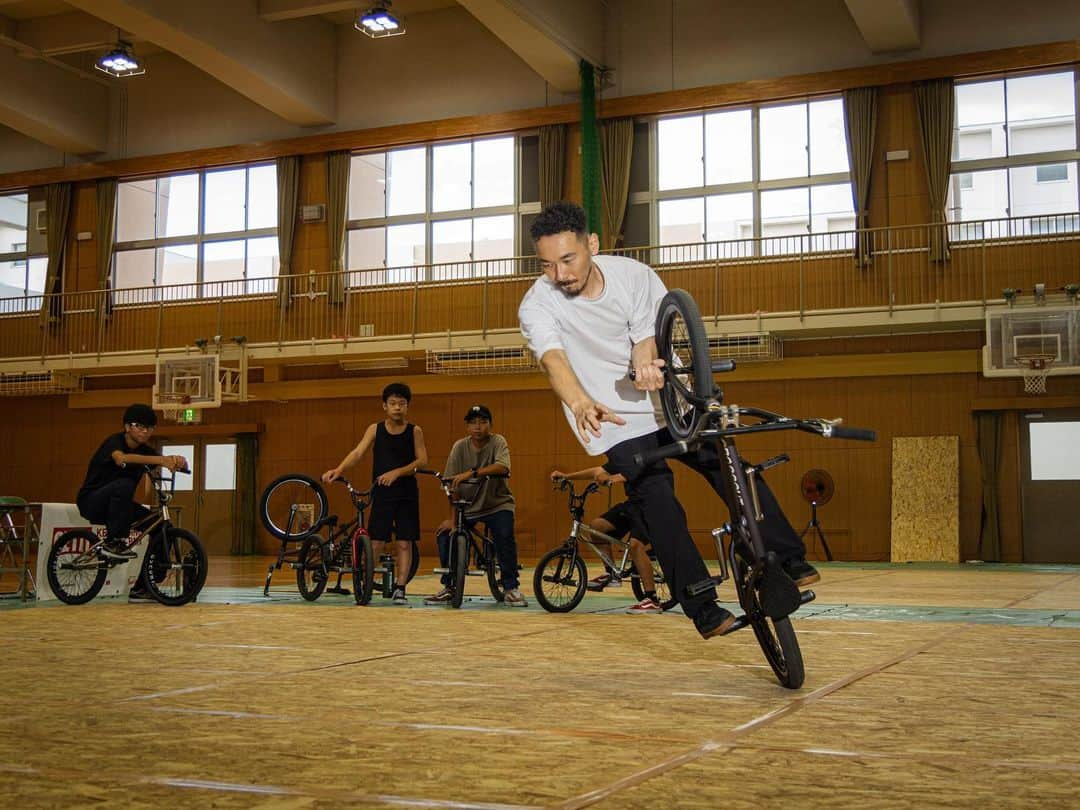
[299,204,325,223]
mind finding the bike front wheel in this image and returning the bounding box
[259,474,328,542]
[532,545,587,613]
[143,527,207,606]
[296,536,329,601]
[656,288,714,441]
[46,529,107,605]
[731,544,805,689]
[449,532,469,608]
[485,538,506,602]
[351,529,375,606]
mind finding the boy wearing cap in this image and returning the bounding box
[426,405,526,607]
[77,403,187,560]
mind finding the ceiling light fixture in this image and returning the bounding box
[355,1,406,38]
[95,40,145,78]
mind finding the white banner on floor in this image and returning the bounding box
[35,503,147,602]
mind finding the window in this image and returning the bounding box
[646,97,853,257]
[113,164,279,301]
[0,193,47,313]
[949,70,1080,237]
[346,135,532,285]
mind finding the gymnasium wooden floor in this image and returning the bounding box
[2,559,1079,808]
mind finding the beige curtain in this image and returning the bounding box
[600,118,634,250]
[38,182,72,327]
[276,155,300,309]
[843,87,878,267]
[539,124,566,207]
[975,411,1003,562]
[914,78,954,262]
[232,433,258,555]
[96,178,118,318]
[326,150,350,304]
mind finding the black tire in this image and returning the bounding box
[259,474,328,542]
[46,529,107,605]
[655,289,714,441]
[404,543,420,586]
[449,531,469,609]
[532,545,588,613]
[142,527,207,606]
[485,537,506,602]
[297,536,329,601]
[631,549,678,611]
[731,543,805,689]
[351,529,375,606]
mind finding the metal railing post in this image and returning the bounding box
[154,295,164,357]
[887,228,894,317]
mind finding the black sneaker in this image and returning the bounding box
[781,558,820,587]
[128,587,155,602]
[692,602,737,639]
[99,539,137,560]
[391,587,408,605]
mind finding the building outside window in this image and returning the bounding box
[629,97,854,260]
[0,193,47,313]
[346,135,538,286]
[113,164,279,302]
[949,69,1080,239]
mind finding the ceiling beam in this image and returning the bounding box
[844,0,921,53]
[65,0,337,126]
[0,44,108,154]
[13,11,122,56]
[457,0,605,93]
[258,0,363,22]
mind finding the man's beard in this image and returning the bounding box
[557,262,593,298]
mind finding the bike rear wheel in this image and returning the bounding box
[630,549,678,611]
[655,289,714,440]
[731,544,805,689]
[351,529,375,606]
[46,529,107,605]
[533,545,587,613]
[259,474,328,542]
[142,527,207,606]
[449,531,469,608]
[297,536,329,601]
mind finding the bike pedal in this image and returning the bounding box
[685,575,724,598]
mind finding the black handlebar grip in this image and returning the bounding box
[712,359,736,373]
[633,440,689,468]
[831,425,877,442]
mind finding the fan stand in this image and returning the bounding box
[799,501,833,562]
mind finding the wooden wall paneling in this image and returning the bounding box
[998,410,1024,562]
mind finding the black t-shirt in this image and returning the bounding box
[372,422,419,502]
[77,432,156,502]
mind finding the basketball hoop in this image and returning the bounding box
[1018,355,1054,395]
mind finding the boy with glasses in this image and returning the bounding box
[77,403,187,561]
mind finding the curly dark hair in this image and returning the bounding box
[529,201,588,242]
[382,382,412,403]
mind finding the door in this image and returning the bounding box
[1019,409,1080,563]
[160,440,238,556]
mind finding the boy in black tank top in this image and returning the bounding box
[323,383,428,604]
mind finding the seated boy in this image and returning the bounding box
[77,403,187,560]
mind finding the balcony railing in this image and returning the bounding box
[1,214,1077,364]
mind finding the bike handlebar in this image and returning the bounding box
[829,425,878,442]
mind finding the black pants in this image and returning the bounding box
[436,509,520,590]
[604,428,805,619]
[77,478,150,542]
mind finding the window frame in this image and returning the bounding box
[345,134,538,286]
[112,163,279,302]
[0,192,47,314]
[634,96,854,258]
[948,67,1080,241]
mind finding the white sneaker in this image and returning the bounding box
[503,588,528,607]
